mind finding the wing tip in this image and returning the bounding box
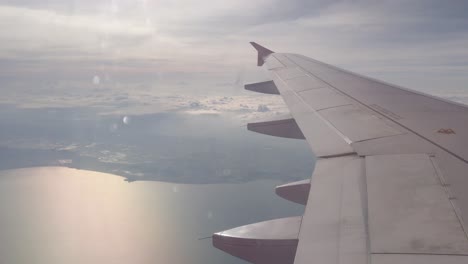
[250,42,274,66]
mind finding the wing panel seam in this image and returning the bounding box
[274,74,353,145]
[429,156,468,239]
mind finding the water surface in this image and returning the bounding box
[0,167,304,264]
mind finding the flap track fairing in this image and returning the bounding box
[244,80,279,95]
[248,118,305,139]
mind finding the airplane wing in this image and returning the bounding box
[212,42,468,264]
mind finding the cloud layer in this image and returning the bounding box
[1,0,468,111]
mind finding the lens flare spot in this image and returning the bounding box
[93,75,100,85]
[123,116,131,125]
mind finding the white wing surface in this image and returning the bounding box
[212,43,468,264]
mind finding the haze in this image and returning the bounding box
[1,1,468,263]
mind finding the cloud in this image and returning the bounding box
[0,75,287,120]
[0,5,156,59]
[2,0,468,109]
[3,0,467,64]
[180,95,286,120]
[188,101,202,108]
[256,104,270,112]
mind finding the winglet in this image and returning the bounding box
[250,42,274,66]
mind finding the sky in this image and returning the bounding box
[2,0,468,118]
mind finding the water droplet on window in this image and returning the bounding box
[93,75,100,85]
[109,123,118,132]
[123,116,131,125]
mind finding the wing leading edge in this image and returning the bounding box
[212,42,468,264]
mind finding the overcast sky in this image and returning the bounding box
[1,0,468,115]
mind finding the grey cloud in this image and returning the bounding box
[189,101,202,108]
[2,0,468,103]
[257,104,270,112]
